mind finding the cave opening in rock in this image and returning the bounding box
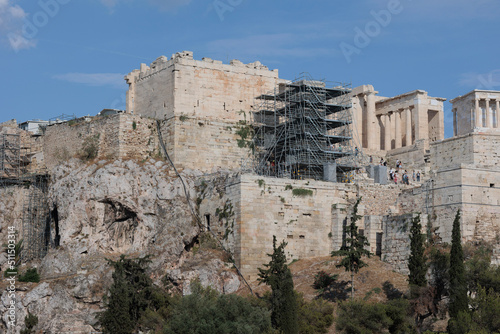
[51,205,61,247]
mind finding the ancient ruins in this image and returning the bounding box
[1,51,499,282]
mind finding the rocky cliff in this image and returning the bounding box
[0,158,240,333]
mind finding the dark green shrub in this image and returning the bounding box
[292,188,313,197]
[19,268,40,283]
[313,271,338,290]
[20,312,38,334]
[336,299,415,334]
[164,281,271,334]
[79,134,100,161]
[297,294,334,334]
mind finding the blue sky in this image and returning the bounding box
[1,0,500,138]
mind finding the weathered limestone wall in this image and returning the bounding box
[173,117,253,172]
[126,51,279,122]
[199,173,417,280]
[43,114,159,169]
[430,129,500,243]
[124,51,280,172]
[431,133,475,169]
[382,213,424,275]
[358,183,403,216]
[386,139,428,171]
[234,174,353,280]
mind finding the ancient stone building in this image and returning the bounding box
[124,51,280,172]
[351,85,446,153]
[11,52,500,280]
[429,90,500,244]
[450,89,500,136]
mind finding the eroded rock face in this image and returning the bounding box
[0,159,240,333]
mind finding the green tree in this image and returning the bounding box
[99,255,168,334]
[336,298,416,334]
[408,214,427,287]
[332,197,371,299]
[448,211,468,321]
[258,236,299,334]
[296,292,334,334]
[448,287,500,334]
[164,280,272,334]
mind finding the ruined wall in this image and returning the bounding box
[386,139,428,171]
[43,114,159,169]
[382,213,424,275]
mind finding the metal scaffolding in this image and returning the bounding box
[22,174,51,261]
[252,74,355,182]
[1,133,50,260]
[1,134,21,185]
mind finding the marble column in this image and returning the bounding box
[413,105,428,141]
[485,98,492,128]
[384,114,391,151]
[394,110,401,148]
[453,109,457,136]
[405,108,412,146]
[496,100,500,128]
[475,98,481,127]
[366,92,377,150]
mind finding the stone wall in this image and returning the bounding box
[386,139,428,171]
[43,114,159,169]
[430,129,500,243]
[198,173,425,280]
[126,51,280,122]
[382,213,424,275]
[173,117,253,172]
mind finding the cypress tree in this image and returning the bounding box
[408,214,427,287]
[331,197,371,299]
[258,235,299,334]
[448,210,468,319]
[99,255,157,334]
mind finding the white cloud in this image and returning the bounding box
[53,73,127,88]
[459,70,500,90]
[0,0,34,51]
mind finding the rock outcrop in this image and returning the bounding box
[0,158,240,333]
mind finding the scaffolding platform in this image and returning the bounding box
[253,74,355,181]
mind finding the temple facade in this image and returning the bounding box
[450,90,500,136]
[351,85,446,153]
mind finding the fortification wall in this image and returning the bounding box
[386,139,427,171]
[431,134,474,169]
[173,117,253,172]
[198,173,421,280]
[174,57,279,121]
[43,114,159,169]
[127,51,280,122]
[382,213,424,275]
[235,174,352,280]
[430,129,500,243]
